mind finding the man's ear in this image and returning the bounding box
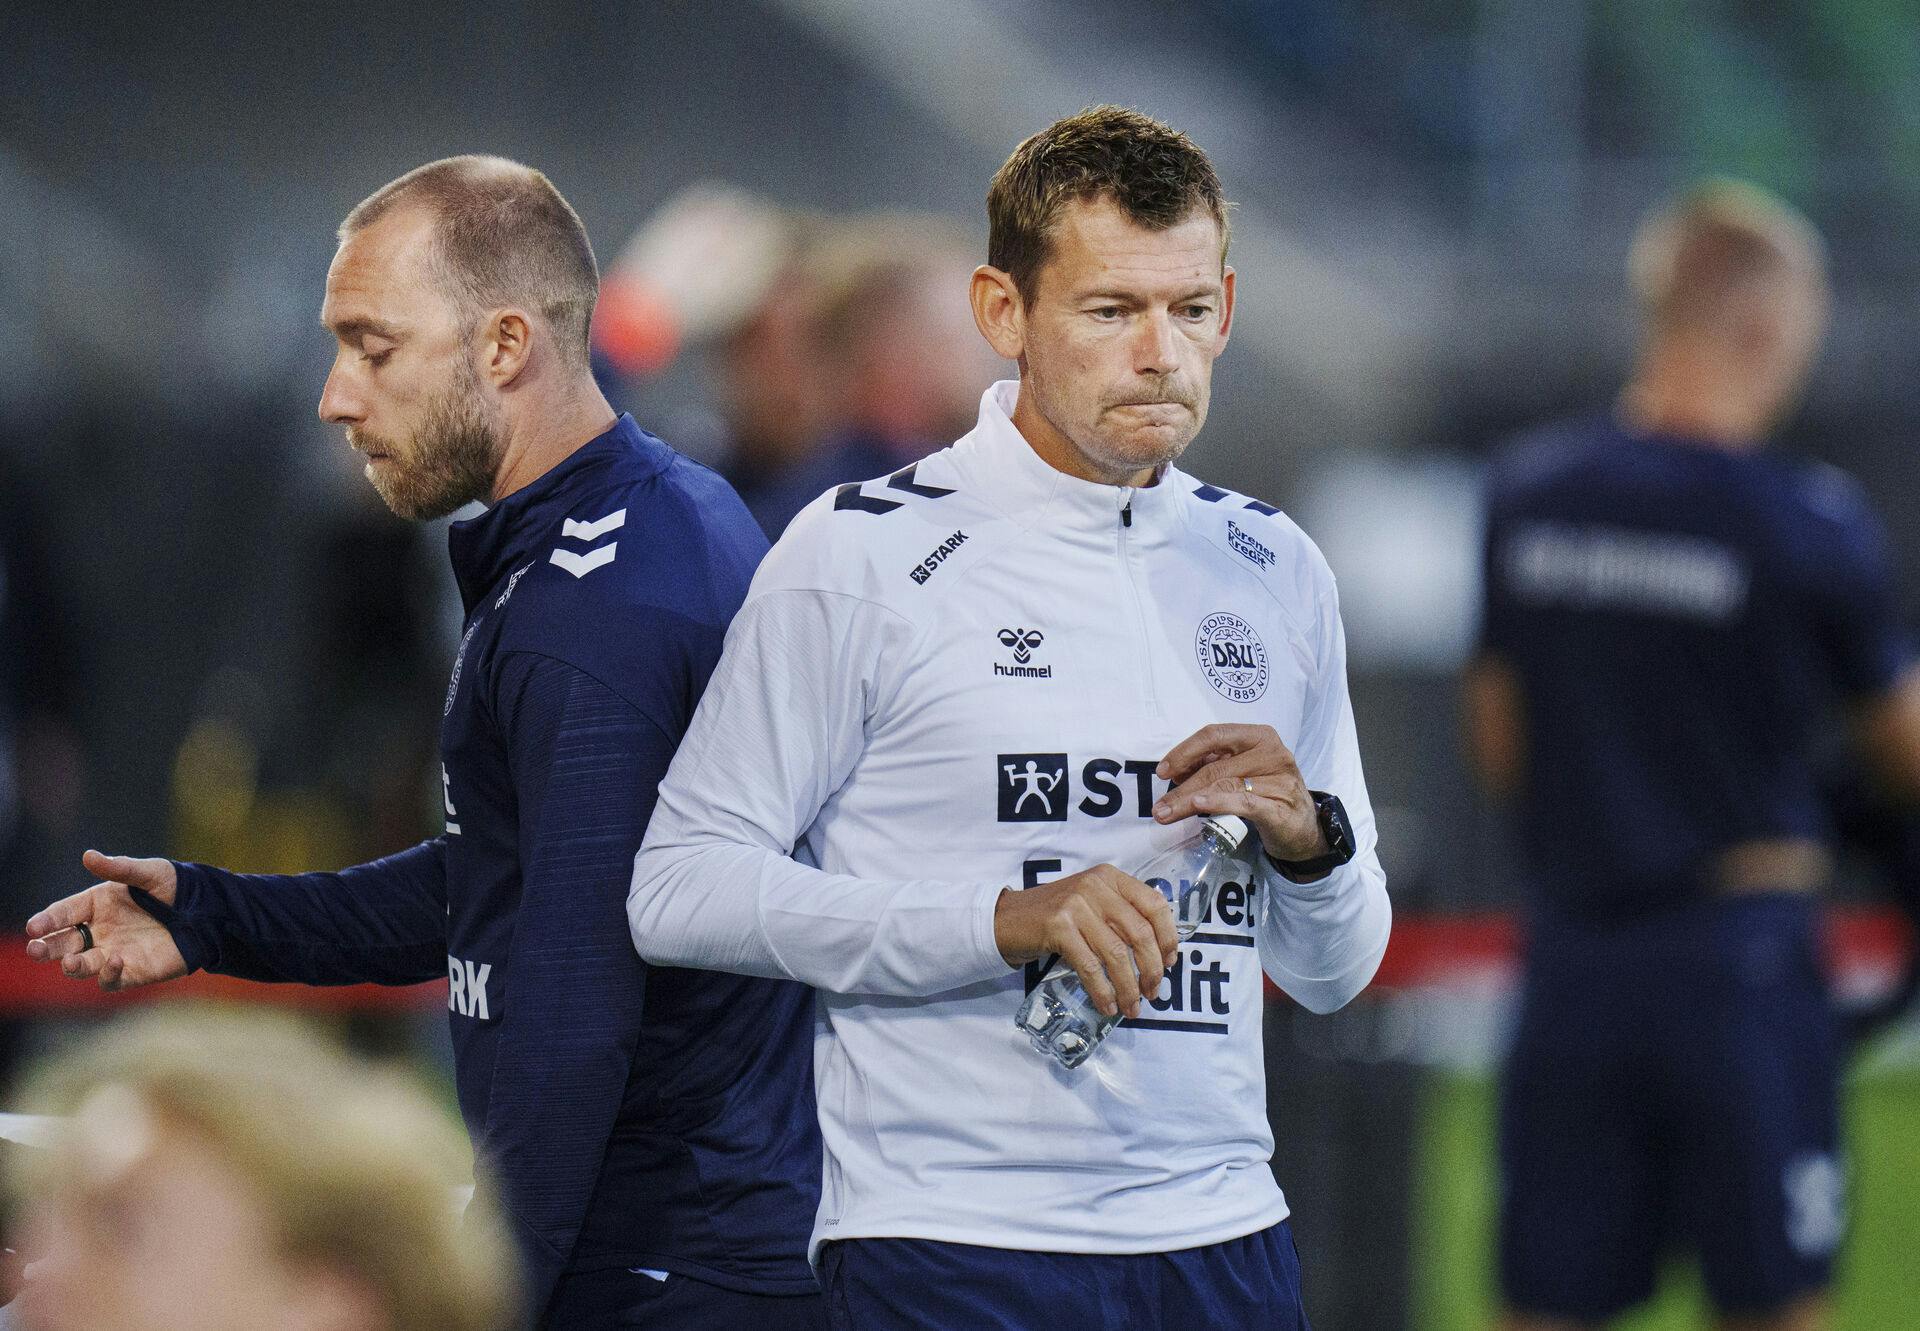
[970,266,1026,363]
[482,309,534,388]
[1215,266,1237,350]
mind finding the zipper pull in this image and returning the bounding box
[1121,497,1133,528]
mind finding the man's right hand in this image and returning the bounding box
[993,865,1179,1019]
[23,851,187,992]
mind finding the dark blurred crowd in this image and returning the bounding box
[591,185,1006,540]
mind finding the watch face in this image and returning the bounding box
[1316,793,1355,861]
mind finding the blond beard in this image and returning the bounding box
[351,362,503,521]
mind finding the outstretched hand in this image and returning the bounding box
[23,851,187,992]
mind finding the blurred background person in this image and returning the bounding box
[3,1005,517,1331]
[596,195,1002,538]
[594,186,839,536]
[732,213,1006,537]
[1464,182,1920,1331]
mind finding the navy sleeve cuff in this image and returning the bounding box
[136,863,226,975]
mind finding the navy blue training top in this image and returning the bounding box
[157,416,821,1319]
[1479,415,1912,922]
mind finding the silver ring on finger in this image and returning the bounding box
[1241,777,1254,794]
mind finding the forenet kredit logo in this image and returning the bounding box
[994,627,1051,679]
[1195,611,1269,703]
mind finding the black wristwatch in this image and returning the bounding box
[1265,791,1356,883]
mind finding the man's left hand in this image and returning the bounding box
[1153,723,1328,868]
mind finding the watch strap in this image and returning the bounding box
[1265,791,1355,883]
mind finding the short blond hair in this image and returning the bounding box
[7,1007,517,1331]
[1628,178,1826,332]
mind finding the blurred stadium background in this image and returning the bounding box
[3,2,1918,1327]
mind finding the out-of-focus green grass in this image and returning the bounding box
[1415,1064,1920,1330]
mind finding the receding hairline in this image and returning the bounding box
[339,154,549,239]
[333,154,600,366]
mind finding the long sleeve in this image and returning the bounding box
[159,840,450,985]
[629,588,1010,997]
[1255,579,1391,1014]
[476,651,669,1320]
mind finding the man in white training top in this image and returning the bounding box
[628,106,1390,1330]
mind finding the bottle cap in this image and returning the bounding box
[1200,814,1250,853]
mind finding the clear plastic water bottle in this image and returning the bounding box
[1015,814,1253,1069]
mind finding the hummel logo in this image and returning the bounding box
[998,627,1043,663]
[551,507,625,578]
[994,627,1051,679]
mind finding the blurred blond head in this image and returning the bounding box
[1624,179,1831,440]
[5,1006,517,1331]
[810,212,1005,445]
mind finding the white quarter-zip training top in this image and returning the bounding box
[629,380,1391,1260]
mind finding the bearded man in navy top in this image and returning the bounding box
[1465,181,1920,1331]
[24,157,823,1331]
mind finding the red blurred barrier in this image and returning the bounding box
[0,947,444,1014]
[1362,905,1911,989]
[0,908,1905,1014]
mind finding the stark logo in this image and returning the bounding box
[997,753,1068,821]
[447,954,492,1019]
[1195,611,1269,703]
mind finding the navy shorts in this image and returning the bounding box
[818,1222,1310,1330]
[1499,895,1844,1321]
[542,1267,826,1330]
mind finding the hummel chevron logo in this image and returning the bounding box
[562,508,627,541]
[1191,485,1281,518]
[550,544,618,578]
[834,465,956,515]
[834,484,900,515]
[551,508,624,577]
[886,464,954,499]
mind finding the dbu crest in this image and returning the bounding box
[1195,611,1269,703]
